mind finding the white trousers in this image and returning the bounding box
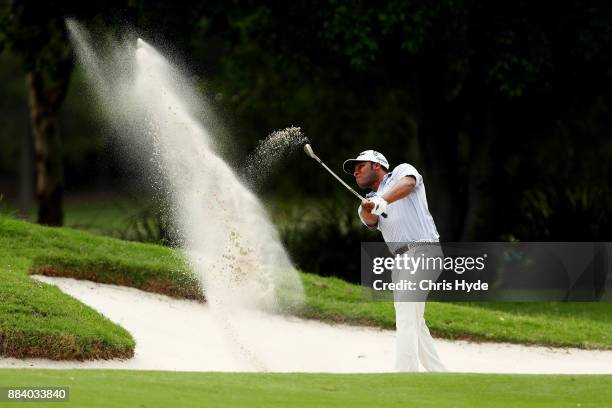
[392,243,446,372]
[393,301,446,372]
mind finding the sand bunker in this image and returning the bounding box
[1,276,611,374]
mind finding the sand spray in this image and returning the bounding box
[66,20,305,370]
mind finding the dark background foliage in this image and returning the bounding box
[1,1,611,277]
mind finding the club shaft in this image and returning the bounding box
[314,157,365,201]
[307,147,388,218]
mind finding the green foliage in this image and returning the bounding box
[278,201,382,283]
[518,185,612,240]
[0,194,17,218]
[2,0,612,239]
[0,2,75,82]
[62,196,179,246]
[0,52,28,175]
[196,1,612,241]
[118,204,177,246]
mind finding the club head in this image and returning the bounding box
[303,143,317,159]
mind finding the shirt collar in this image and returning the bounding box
[366,172,392,198]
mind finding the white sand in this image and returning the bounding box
[2,275,611,374]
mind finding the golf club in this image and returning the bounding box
[303,142,388,218]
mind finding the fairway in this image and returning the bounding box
[1,369,611,408]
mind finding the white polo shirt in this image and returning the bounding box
[358,163,440,243]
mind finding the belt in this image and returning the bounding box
[393,240,440,256]
[394,245,410,256]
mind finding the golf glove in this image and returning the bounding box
[369,196,388,216]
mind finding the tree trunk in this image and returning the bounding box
[18,110,34,220]
[26,70,71,226]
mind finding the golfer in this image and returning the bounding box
[343,150,446,372]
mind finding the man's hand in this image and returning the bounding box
[369,196,388,216]
[361,199,376,213]
[360,199,379,227]
[360,196,387,226]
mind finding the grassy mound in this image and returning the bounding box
[0,216,199,360]
[0,270,133,359]
[3,217,201,300]
[298,273,612,349]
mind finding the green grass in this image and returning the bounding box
[63,195,148,238]
[1,369,611,407]
[16,193,159,241]
[0,268,133,360]
[298,273,612,349]
[0,216,200,359]
[1,216,201,300]
[2,215,612,361]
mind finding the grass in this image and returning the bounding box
[13,193,161,241]
[1,215,612,361]
[0,268,133,360]
[1,216,201,300]
[1,369,611,408]
[62,195,146,237]
[297,273,612,349]
[0,216,200,359]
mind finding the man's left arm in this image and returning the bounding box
[381,176,417,204]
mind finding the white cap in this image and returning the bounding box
[342,150,389,174]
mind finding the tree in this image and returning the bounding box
[0,0,202,226]
[199,0,612,240]
[1,1,76,225]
